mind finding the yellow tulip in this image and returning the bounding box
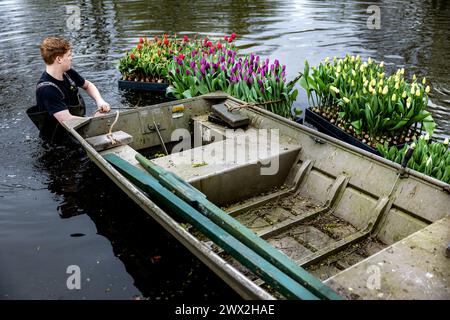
[415,90,421,97]
[380,61,384,68]
[325,57,330,63]
[425,85,430,93]
[368,57,373,64]
[395,82,399,90]
[392,93,397,101]
[352,69,356,77]
[330,86,340,94]
[337,65,341,73]
[382,85,388,95]
[411,87,415,95]
[343,97,350,103]
[413,74,416,81]
[422,77,426,84]
[402,91,407,98]
[406,97,412,108]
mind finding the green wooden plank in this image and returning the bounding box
[135,153,343,300]
[104,153,319,300]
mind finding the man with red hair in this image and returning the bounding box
[36,36,110,123]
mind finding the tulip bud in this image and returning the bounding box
[402,91,407,98]
[368,57,372,64]
[425,85,430,93]
[330,86,340,94]
[395,82,399,90]
[380,61,384,68]
[406,97,412,108]
[382,85,388,95]
[413,74,416,81]
[422,77,426,84]
[443,138,449,145]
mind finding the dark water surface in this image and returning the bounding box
[0,0,449,299]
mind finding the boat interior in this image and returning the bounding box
[68,94,449,299]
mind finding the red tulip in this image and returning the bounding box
[137,44,142,50]
[183,35,189,42]
[224,36,229,41]
[217,41,222,49]
[139,37,144,44]
[163,38,169,45]
[130,53,135,59]
[231,32,237,40]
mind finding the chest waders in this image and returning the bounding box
[27,72,86,141]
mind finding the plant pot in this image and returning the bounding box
[118,80,169,92]
[304,108,411,155]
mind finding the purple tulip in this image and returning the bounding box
[205,62,210,69]
[186,69,191,76]
[190,61,196,69]
[221,65,226,71]
[270,64,274,71]
[255,56,260,62]
[220,56,225,63]
[201,57,206,65]
[275,76,279,82]
[227,50,233,57]
[248,77,253,85]
[258,79,263,86]
[176,68,180,74]
[282,65,286,71]
[178,59,183,65]
[265,58,269,65]
[211,68,215,74]
[200,65,206,74]
[199,75,203,81]
[281,71,285,78]
[274,59,279,67]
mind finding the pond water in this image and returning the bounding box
[0,0,448,299]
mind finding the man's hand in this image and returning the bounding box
[96,99,111,113]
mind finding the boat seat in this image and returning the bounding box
[85,130,133,152]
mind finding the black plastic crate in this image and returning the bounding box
[304,108,410,155]
[118,80,169,92]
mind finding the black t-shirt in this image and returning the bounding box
[36,68,86,116]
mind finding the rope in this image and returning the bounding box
[224,98,285,112]
[106,111,120,145]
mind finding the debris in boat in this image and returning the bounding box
[192,162,207,167]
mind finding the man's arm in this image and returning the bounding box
[53,109,85,123]
[82,80,111,113]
